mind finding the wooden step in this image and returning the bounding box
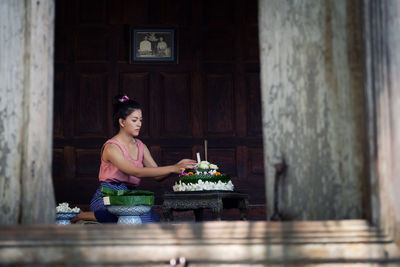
[0,220,399,266]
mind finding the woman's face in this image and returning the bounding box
[121,109,142,136]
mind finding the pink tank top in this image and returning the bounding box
[98,139,144,186]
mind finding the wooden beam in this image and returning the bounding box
[0,220,399,265]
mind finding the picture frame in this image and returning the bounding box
[130,27,177,64]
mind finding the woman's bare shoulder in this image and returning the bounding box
[103,142,123,159]
[104,141,120,150]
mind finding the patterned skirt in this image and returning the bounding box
[90,182,160,223]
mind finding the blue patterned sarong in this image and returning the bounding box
[90,182,160,223]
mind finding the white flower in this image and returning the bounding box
[208,169,217,175]
[56,202,80,213]
[209,164,218,170]
[198,161,210,169]
[173,180,234,192]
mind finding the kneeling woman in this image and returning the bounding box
[89,94,196,223]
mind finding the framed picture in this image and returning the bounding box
[130,27,177,63]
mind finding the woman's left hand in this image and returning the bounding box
[176,159,197,171]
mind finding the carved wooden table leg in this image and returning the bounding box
[211,198,223,220]
[162,204,174,222]
[239,198,249,220]
[193,209,204,222]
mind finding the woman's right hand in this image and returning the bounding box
[174,159,197,173]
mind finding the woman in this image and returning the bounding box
[76,94,196,223]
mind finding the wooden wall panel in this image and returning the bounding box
[236,146,248,179]
[121,0,149,25]
[176,28,192,63]
[76,29,109,62]
[54,0,70,64]
[204,0,235,27]
[52,149,64,179]
[76,149,101,178]
[160,73,191,137]
[207,148,236,177]
[245,0,258,25]
[55,0,67,28]
[54,177,99,206]
[244,0,259,61]
[203,31,234,61]
[63,146,76,179]
[246,73,262,136]
[73,178,100,203]
[117,25,129,63]
[77,0,107,26]
[161,148,192,166]
[54,30,66,62]
[119,72,150,138]
[248,148,264,175]
[206,74,235,135]
[160,0,192,25]
[53,71,65,138]
[75,73,108,137]
[244,27,259,61]
[53,0,265,207]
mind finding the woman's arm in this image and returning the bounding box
[103,143,195,178]
[142,144,170,181]
[71,211,97,223]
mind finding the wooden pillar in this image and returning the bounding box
[0,0,55,224]
[364,0,400,244]
[258,0,368,220]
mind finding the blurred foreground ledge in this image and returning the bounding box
[1,220,400,266]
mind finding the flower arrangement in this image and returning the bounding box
[180,161,221,176]
[176,160,231,187]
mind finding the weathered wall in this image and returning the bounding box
[258,0,368,220]
[0,0,25,224]
[386,1,400,244]
[364,0,400,245]
[0,0,55,224]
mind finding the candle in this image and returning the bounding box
[196,152,201,163]
[204,140,208,161]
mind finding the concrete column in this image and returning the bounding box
[0,0,55,224]
[258,0,368,220]
[364,0,400,244]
